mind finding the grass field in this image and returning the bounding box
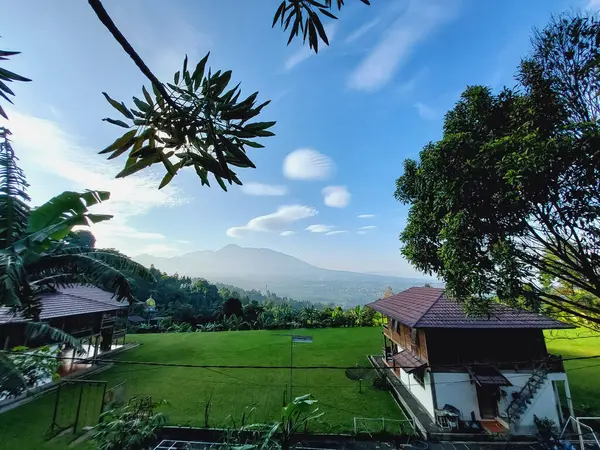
[0,328,406,450]
[0,327,599,450]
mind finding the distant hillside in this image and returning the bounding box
[134,244,441,306]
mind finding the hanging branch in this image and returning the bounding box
[87,0,177,109]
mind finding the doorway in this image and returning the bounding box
[477,385,499,419]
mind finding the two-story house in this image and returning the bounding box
[367,287,575,435]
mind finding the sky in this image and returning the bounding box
[1,0,596,277]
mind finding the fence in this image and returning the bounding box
[353,416,415,436]
[560,416,600,450]
[49,379,107,436]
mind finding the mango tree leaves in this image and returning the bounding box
[100,53,275,190]
[0,50,31,119]
[272,0,371,52]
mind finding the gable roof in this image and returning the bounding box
[0,285,127,325]
[367,287,573,329]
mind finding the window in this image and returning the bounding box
[413,368,426,388]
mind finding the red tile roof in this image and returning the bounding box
[392,348,427,372]
[367,287,573,329]
[0,285,126,324]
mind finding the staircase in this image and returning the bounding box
[506,364,549,428]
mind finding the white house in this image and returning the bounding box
[368,287,575,435]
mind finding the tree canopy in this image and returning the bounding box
[395,12,600,327]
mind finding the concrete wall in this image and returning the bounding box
[399,368,436,418]
[433,372,481,419]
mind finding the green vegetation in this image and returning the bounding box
[0,328,406,450]
[395,11,600,327]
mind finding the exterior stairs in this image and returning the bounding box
[506,364,549,428]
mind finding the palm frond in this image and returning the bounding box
[0,128,31,248]
[0,352,27,397]
[26,322,84,352]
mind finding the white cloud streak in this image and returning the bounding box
[358,225,378,230]
[322,186,351,208]
[279,230,295,236]
[283,148,334,180]
[414,101,437,120]
[357,214,375,219]
[306,224,336,233]
[241,182,288,196]
[285,22,339,70]
[227,205,317,238]
[348,0,458,92]
[345,18,381,44]
[326,230,348,235]
[8,111,186,255]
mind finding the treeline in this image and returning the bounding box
[128,266,383,332]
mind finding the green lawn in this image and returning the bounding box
[0,328,406,450]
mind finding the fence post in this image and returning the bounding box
[99,382,108,423]
[50,382,62,434]
[354,417,357,434]
[382,417,386,432]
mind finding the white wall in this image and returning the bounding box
[434,372,481,420]
[398,368,436,418]
[499,371,563,434]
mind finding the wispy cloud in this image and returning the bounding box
[414,101,437,120]
[227,205,317,238]
[285,22,339,71]
[588,0,600,9]
[306,224,336,233]
[283,148,334,180]
[344,18,381,44]
[326,230,348,235]
[358,225,378,230]
[396,67,429,96]
[241,182,288,196]
[280,230,295,236]
[357,214,375,219]
[348,0,459,92]
[9,111,187,255]
[322,186,351,208]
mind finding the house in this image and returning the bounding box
[0,285,128,372]
[367,287,575,436]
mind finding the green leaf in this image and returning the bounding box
[240,139,265,149]
[174,70,180,85]
[192,53,210,89]
[220,136,255,168]
[215,175,228,191]
[102,92,134,119]
[133,96,150,113]
[319,8,338,19]
[102,118,131,128]
[0,67,31,82]
[115,154,160,178]
[245,121,277,131]
[99,130,137,155]
[142,85,153,106]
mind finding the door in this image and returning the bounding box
[477,385,499,419]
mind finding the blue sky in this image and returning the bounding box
[1,0,594,277]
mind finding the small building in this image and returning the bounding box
[367,287,575,436]
[0,285,128,371]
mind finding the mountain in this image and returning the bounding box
[134,244,440,306]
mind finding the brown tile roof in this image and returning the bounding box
[367,287,573,329]
[0,285,126,324]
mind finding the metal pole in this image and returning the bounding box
[99,382,108,422]
[289,336,293,403]
[51,382,62,434]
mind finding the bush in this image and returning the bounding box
[372,372,389,391]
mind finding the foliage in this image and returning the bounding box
[222,297,243,318]
[0,49,31,119]
[371,372,389,391]
[533,415,557,441]
[100,53,275,191]
[273,0,371,53]
[93,396,167,450]
[65,230,96,249]
[395,12,600,325]
[0,345,61,398]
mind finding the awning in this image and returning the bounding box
[466,365,512,387]
[392,349,427,373]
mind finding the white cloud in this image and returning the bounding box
[8,111,186,255]
[285,22,339,71]
[356,230,368,235]
[358,225,378,230]
[348,0,458,91]
[283,148,334,180]
[588,0,600,8]
[306,224,336,233]
[345,18,381,44]
[227,205,317,238]
[322,186,351,208]
[326,230,348,235]
[357,214,375,219]
[414,101,437,120]
[241,182,288,196]
[280,230,295,236]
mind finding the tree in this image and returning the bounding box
[221,297,243,318]
[0,49,31,119]
[87,0,371,189]
[395,12,600,326]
